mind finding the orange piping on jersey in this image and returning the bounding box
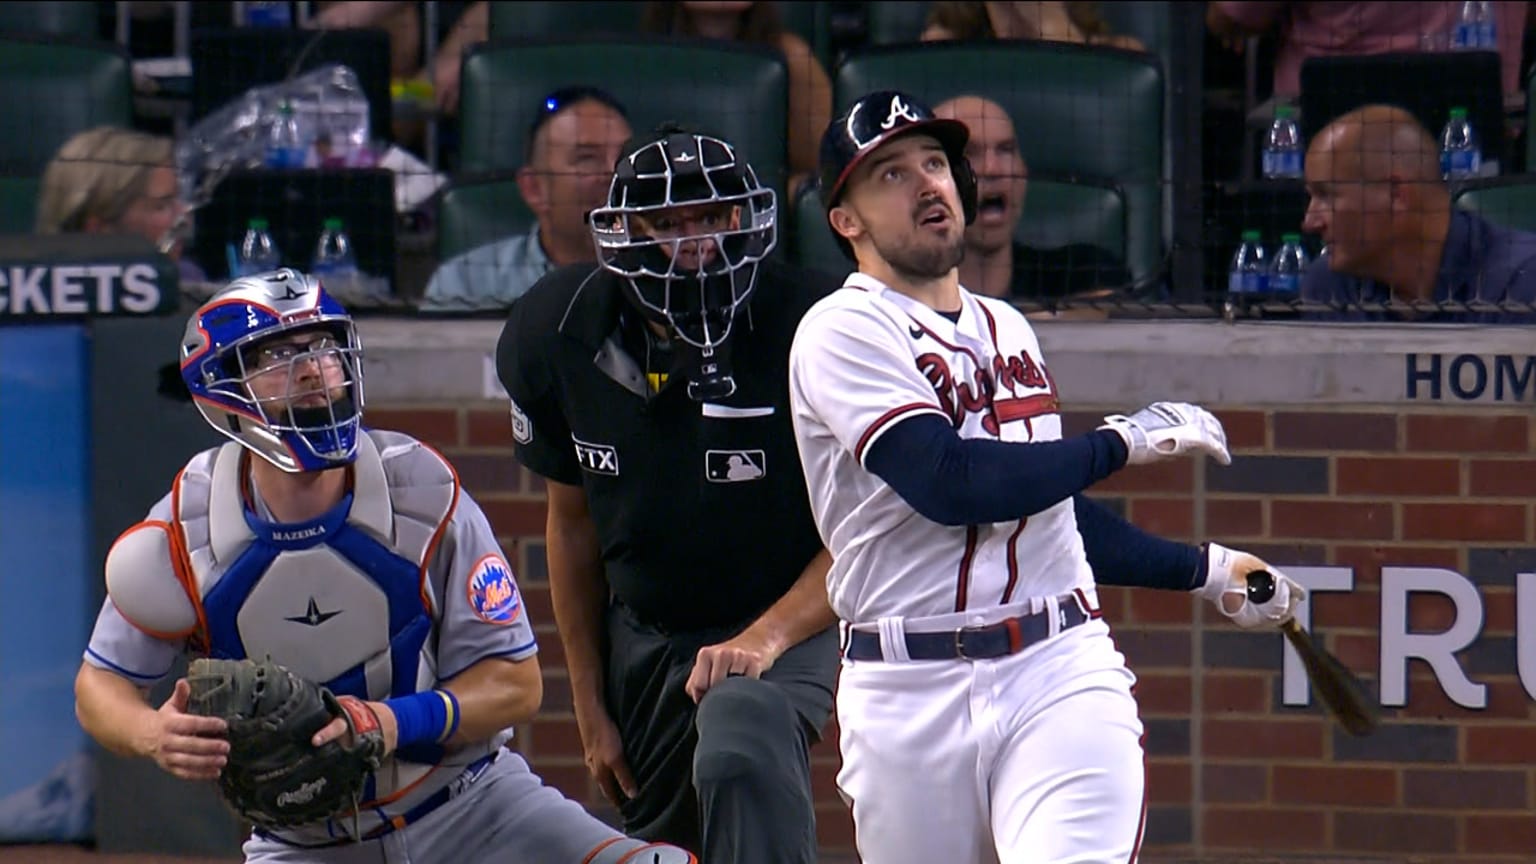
[413,441,463,618]
[168,467,212,651]
[581,837,627,864]
[617,844,698,863]
[347,762,443,811]
[104,521,198,641]
[854,401,943,465]
[998,519,1029,604]
[954,525,979,612]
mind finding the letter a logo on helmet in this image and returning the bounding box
[816,90,980,259]
[880,94,923,131]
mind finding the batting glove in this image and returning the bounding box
[1197,542,1306,629]
[1099,402,1232,466]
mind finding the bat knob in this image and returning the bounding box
[1247,570,1277,604]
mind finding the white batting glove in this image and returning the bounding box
[1197,542,1306,629]
[1099,402,1232,466]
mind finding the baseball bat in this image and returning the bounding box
[1247,571,1380,737]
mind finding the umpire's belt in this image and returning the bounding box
[844,591,1096,662]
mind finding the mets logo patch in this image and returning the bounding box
[466,554,522,625]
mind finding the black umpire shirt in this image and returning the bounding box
[496,259,837,633]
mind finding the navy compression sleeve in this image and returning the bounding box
[862,413,1128,526]
[1072,493,1206,591]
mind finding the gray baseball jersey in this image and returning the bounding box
[84,430,679,862]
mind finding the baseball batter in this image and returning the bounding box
[789,91,1305,863]
[73,270,692,863]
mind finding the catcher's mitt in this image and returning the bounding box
[185,657,385,831]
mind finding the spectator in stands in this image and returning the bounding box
[36,126,208,284]
[922,2,1146,51]
[932,95,1131,309]
[420,87,631,312]
[308,2,488,117]
[639,1,832,193]
[1206,2,1528,102]
[1300,103,1536,321]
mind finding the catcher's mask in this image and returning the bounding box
[180,268,364,473]
[589,124,777,401]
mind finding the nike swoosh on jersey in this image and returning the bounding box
[909,325,925,339]
[701,403,775,418]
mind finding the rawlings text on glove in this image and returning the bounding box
[185,657,384,831]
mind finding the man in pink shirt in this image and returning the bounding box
[1208,2,1528,100]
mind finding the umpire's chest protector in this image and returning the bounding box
[106,430,458,703]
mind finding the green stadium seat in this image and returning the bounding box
[0,1,100,39]
[0,175,39,234]
[488,1,644,39]
[459,36,790,195]
[1453,176,1536,234]
[832,40,1165,290]
[775,1,834,72]
[0,36,132,177]
[865,1,931,45]
[436,176,536,262]
[790,182,852,279]
[788,174,1127,284]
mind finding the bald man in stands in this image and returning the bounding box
[1300,104,1536,322]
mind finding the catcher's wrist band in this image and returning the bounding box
[383,689,459,747]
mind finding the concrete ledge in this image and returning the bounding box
[355,318,1536,408]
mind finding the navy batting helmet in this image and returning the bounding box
[817,90,979,260]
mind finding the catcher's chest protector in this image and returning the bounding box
[175,432,456,699]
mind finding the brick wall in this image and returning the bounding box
[368,402,1536,862]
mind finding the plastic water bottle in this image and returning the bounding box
[244,1,293,28]
[312,217,359,289]
[265,101,306,169]
[1452,0,1496,50]
[237,218,283,276]
[1269,233,1308,297]
[1440,107,1482,180]
[1262,105,1304,179]
[1224,230,1268,321]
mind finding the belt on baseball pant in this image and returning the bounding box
[843,592,1095,662]
[254,749,501,848]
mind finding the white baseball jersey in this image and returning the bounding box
[788,272,1095,624]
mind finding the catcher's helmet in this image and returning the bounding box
[818,90,979,258]
[180,268,364,473]
[589,123,777,400]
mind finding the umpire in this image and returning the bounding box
[495,123,841,863]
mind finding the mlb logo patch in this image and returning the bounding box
[466,554,522,625]
[706,449,765,483]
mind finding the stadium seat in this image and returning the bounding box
[1454,175,1536,234]
[488,1,644,39]
[833,40,1166,290]
[788,174,1127,284]
[0,1,100,39]
[864,1,931,45]
[775,1,834,71]
[789,182,852,279]
[436,175,536,262]
[0,175,39,234]
[459,36,790,195]
[0,35,132,177]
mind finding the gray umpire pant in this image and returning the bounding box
[604,600,839,864]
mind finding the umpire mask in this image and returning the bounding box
[590,125,777,401]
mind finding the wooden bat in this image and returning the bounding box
[1247,571,1380,737]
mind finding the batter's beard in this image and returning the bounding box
[875,231,966,282]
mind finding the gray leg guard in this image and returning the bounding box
[585,838,698,864]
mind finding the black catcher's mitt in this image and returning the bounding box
[185,657,385,831]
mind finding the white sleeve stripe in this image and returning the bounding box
[854,402,947,465]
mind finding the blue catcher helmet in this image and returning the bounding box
[179,269,364,473]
